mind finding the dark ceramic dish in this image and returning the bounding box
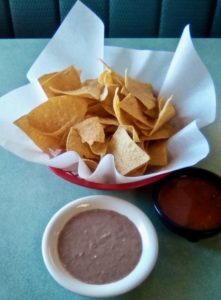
[153,167,221,241]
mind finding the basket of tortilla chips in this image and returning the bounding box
[15,62,176,189]
[0,1,216,190]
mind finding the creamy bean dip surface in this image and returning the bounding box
[58,209,142,284]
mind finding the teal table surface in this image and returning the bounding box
[0,38,221,300]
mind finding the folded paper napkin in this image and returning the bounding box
[0,1,216,184]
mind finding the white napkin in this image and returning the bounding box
[0,1,216,184]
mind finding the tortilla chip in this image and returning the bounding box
[86,103,113,118]
[38,72,57,85]
[99,60,124,86]
[98,118,118,134]
[98,70,114,86]
[98,117,118,126]
[143,106,159,119]
[120,125,140,142]
[90,141,108,157]
[66,127,98,159]
[26,95,87,133]
[141,124,174,141]
[74,117,105,146]
[120,94,154,127]
[100,85,109,101]
[151,96,176,134]
[103,125,119,135]
[39,65,81,98]
[15,115,63,152]
[126,162,148,176]
[108,127,150,175]
[45,117,83,140]
[120,86,129,96]
[101,85,117,116]
[113,89,131,125]
[147,140,168,166]
[158,96,166,111]
[125,70,156,110]
[83,159,98,172]
[50,79,103,100]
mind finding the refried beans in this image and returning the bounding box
[58,209,142,284]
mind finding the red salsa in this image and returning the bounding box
[158,176,221,230]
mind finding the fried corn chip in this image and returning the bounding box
[125,70,156,110]
[86,103,112,118]
[38,72,57,85]
[45,117,83,139]
[147,140,168,166]
[27,95,87,133]
[50,79,103,100]
[120,86,129,96]
[98,70,115,86]
[143,106,159,119]
[101,85,117,116]
[113,89,131,125]
[99,60,124,86]
[15,116,63,152]
[158,96,166,111]
[39,65,81,98]
[141,124,174,141]
[97,117,119,134]
[120,125,140,142]
[151,96,176,134]
[74,117,105,146]
[126,162,148,176]
[120,94,154,127]
[100,85,109,101]
[108,127,150,175]
[66,128,98,159]
[83,159,98,172]
[90,141,108,157]
[98,117,118,126]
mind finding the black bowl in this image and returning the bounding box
[153,167,221,242]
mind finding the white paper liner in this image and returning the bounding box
[0,1,216,184]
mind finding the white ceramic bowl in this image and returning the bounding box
[42,195,158,297]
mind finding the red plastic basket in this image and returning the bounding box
[49,167,169,190]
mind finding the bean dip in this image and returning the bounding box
[58,209,142,284]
